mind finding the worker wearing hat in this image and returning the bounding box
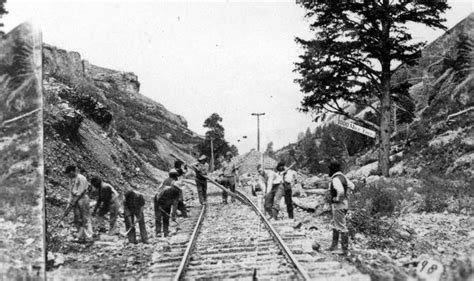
[219,152,237,204]
[326,160,355,256]
[192,155,209,205]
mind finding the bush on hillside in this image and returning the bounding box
[58,86,113,129]
[47,110,84,142]
[348,179,404,241]
[417,174,473,213]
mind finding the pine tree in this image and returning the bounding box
[295,0,449,176]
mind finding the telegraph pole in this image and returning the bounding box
[251,113,265,152]
[210,137,214,172]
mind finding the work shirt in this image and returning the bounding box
[193,162,209,182]
[221,160,236,177]
[124,190,145,215]
[330,172,355,210]
[69,173,89,203]
[156,178,181,210]
[94,182,119,214]
[282,169,296,185]
[261,170,283,191]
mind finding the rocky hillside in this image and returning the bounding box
[43,44,203,244]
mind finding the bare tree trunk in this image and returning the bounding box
[379,77,391,177]
[379,0,392,177]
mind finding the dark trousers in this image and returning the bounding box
[124,207,148,244]
[283,183,294,219]
[155,205,171,237]
[221,176,236,202]
[97,198,120,233]
[196,180,207,204]
[264,184,284,219]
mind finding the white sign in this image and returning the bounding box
[336,119,377,138]
[416,259,444,281]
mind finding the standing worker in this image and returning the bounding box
[192,155,209,205]
[281,163,296,220]
[64,165,93,241]
[91,175,120,235]
[123,190,148,244]
[257,163,285,220]
[219,152,237,204]
[154,169,186,237]
[325,161,354,256]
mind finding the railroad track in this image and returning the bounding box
[241,187,371,281]
[146,183,311,280]
[145,205,204,280]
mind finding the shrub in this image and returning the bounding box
[58,86,113,129]
[417,174,473,213]
[348,179,404,239]
[50,111,84,142]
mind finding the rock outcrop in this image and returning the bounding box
[0,22,44,279]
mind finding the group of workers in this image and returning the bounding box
[64,153,353,255]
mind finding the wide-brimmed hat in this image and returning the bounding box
[198,155,207,161]
[169,169,179,177]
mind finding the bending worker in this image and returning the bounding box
[257,163,285,220]
[154,169,187,237]
[64,165,93,241]
[91,175,120,235]
[123,189,148,244]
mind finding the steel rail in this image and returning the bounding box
[171,153,309,280]
[172,204,207,281]
[235,190,311,281]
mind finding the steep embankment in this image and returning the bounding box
[42,44,203,250]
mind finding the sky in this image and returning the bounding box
[3,0,472,154]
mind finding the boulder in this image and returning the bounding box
[301,175,329,189]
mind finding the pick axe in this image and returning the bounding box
[50,186,89,233]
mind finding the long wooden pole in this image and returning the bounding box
[170,154,244,203]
